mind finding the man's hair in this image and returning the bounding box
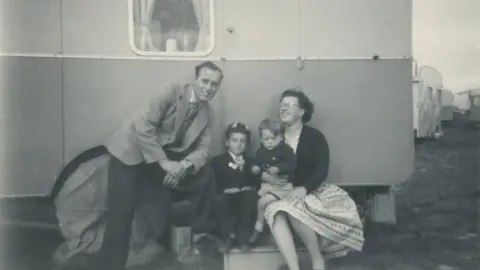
[195,61,223,81]
[258,118,285,137]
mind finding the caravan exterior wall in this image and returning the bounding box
[454,93,471,113]
[440,89,454,122]
[468,89,480,122]
[0,0,413,197]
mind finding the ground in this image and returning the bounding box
[0,113,479,270]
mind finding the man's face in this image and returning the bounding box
[193,67,222,102]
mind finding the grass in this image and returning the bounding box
[329,114,480,270]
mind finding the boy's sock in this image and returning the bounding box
[249,221,264,243]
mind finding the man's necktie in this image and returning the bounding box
[184,102,199,121]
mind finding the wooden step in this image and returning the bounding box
[224,244,308,270]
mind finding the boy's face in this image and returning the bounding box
[226,132,247,156]
[260,129,282,150]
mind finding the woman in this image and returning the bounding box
[263,89,364,270]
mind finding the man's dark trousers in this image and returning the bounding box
[97,151,216,270]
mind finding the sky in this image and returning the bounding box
[413,0,480,93]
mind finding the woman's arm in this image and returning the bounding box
[302,130,330,193]
[275,145,297,175]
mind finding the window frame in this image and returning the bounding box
[426,86,433,101]
[127,0,216,57]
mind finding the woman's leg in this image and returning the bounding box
[270,212,300,270]
[288,215,325,270]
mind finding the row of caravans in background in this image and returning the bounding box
[411,63,459,141]
[412,64,443,140]
[412,62,480,137]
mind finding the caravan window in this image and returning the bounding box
[129,0,214,56]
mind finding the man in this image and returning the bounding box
[99,61,223,270]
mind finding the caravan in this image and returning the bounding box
[467,89,480,123]
[412,65,443,140]
[1,0,413,268]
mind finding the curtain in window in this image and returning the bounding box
[133,0,157,51]
[191,0,210,52]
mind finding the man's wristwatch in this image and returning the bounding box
[182,159,195,174]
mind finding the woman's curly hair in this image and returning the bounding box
[280,89,315,123]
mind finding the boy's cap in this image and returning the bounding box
[225,122,250,137]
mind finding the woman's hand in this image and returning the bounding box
[286,187,307,203]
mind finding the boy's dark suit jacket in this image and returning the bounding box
[211,153,260,192]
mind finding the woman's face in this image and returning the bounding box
[280,96,304,125]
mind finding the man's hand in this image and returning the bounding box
[251,165,261,175]
[159,159,187,179]
[266,166,279,175]
[163,173,181,188]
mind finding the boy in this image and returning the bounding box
[249,118,296,243]
[212,122,259,252]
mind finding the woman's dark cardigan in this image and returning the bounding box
[291,125,330,193]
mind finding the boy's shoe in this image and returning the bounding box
[217,238,232,253]
[239,243,251,253]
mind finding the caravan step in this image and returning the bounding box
[224,245,308,270]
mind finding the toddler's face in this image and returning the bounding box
[260,129,282,150]
[226,132,247,156]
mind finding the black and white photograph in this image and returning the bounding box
[0,0,479,269]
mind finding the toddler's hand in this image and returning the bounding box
[267,166,279,175]
[252,165,261,174]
